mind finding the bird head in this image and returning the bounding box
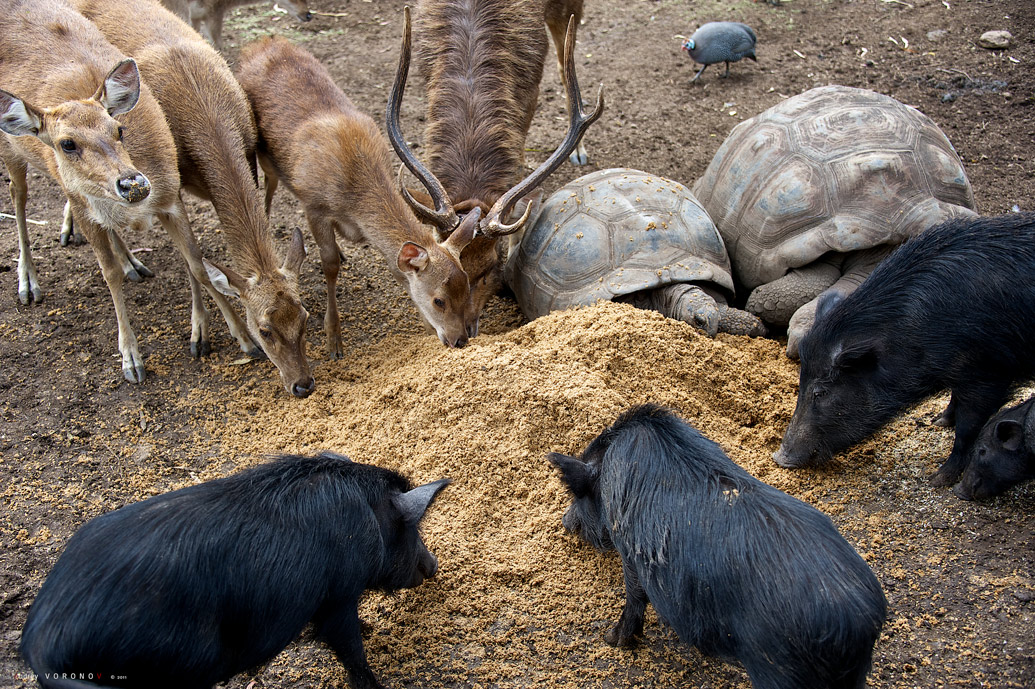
[682,38,695,53]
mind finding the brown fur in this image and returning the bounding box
[236,36,477,356]
[0,0,256,383]
[72,0,315,397]
[412,0,585,320]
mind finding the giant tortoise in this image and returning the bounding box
[505,168,764,337]
[692,85,977,357]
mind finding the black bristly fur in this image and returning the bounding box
[780,213,1035,489]
[551,404,886,689]
[955,395,1035,500]
[20,452,448,689]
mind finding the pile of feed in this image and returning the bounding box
[185,301,966,688]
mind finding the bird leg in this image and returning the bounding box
[690,64,708,83]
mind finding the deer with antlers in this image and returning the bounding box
[388,0,603,335]
[235,35,478,356]
[0,0,261,383]
[71,0,315,397]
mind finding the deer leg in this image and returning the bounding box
[74,211,146,382]
[258,152,280,217]
[184,268,211,358]
[111,219,155,282]
[7,160,42,305]
[309,215,343,359]
[206,12,226,52]
[155,200,260,358]
[60,199,86,246]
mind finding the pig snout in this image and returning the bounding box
[773,442,811,468]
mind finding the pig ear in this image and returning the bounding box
[994,419,1024,452]
[814,290,844,325]
[393,478,451,523]
[548,452,598,498]
[832,338,880,372]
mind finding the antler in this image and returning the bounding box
[386,6,459,232]
[480,15,605,238]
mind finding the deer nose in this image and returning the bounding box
[291,376,315,398]
[117,172,151,203]
[451,334,468,349]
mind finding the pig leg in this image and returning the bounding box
[318,605,385,689]
[933,394,956,428]
[603,560,647,647]
[931,386,1010,487]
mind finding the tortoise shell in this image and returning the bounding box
[692,85,977,291]
[505,168,734,319]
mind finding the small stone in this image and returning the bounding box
[1014,589,1035,603]
[977,30,1013,50]
[926,29,949,42]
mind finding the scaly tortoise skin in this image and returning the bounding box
[505,168,764,337]
[692,85,977,357]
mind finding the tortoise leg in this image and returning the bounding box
[618,284,720,337]
[697,285,766,337]
[744,257,841,327]
[785,247,894,358]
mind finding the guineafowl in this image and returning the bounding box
[682,22,757,83]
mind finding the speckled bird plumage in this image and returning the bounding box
[682,21,757,82]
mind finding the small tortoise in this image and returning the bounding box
[505,168,764,337]
[692,85,977,357]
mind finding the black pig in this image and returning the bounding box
[775,213,1035,488]
[955,395,1035,500]
[20,452,449,689]
[550,404,886,689]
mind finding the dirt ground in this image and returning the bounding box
[1,0,1034,687]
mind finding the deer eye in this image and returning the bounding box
[117,126,125,141]
[259,327,273,340]
[433,298,446,309]
[60,139,78,154]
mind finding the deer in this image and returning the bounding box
[0,0,260,383]
[389,0,604,333]
[157,0,312,51]
[235,36,478,357]
[72,0,316,398]
[388,0,603,337]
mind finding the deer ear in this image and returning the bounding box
[398,242,429,273]
[97,59,141,116]
[281,227,306,276]
[0,89,44,138]
[443,208,478,255]
[204,259,245,298]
